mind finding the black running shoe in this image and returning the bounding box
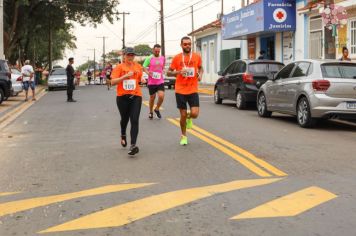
[154,109,162,119]
[128,145,139,155]
[148,112,153,120]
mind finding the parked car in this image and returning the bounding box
[164,74,175,89]
[164,60,175,89]
[214,59,284,109]
[10,68,23,96]
[0,59,12,104]
[257,60,356,128]
[48,68,74,91]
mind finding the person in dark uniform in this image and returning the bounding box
[66,57,76,102]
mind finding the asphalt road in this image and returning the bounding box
[0,85,355,236]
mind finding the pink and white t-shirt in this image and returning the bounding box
[144,55,165,86]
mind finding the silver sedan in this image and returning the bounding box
[257,59,356,128]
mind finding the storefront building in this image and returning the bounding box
[222,0,296,64]
[189,19,241,84]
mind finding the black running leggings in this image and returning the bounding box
[116,95,142,145]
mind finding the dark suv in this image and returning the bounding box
[0,59,12,105]
[214,59,284,109]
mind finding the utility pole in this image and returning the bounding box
[155,22,158,45]
[0,0,5,59]
[97,36,108,66]
[88,49,96,81]
[159,0,165,56]
[118,12,130,49]
[191,5,194,52]
[221,0,224,17]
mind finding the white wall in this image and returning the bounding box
[295,1,307,60]
[275,32,282,62]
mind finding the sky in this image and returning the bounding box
[59,0,241,67]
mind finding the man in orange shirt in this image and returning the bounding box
[168,36,203,145]
[111,47,146,155]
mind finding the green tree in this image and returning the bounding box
[4,0,120,66]
[134,44,152,56]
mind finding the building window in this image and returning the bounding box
[349,18,356,56]
[309,16,323,59]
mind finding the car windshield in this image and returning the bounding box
[11,68,21,75]
[321,63,356,79]
[248,63,284,74]
[51,68,66,75]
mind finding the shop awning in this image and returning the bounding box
[222,0,296,40]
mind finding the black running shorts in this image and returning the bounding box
[175,93,199,110]
[148,84,165,95]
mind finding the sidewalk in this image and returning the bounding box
[0,85,46,126]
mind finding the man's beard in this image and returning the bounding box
[183,48,191,53]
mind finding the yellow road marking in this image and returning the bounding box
[39,178,282,233]
[197,89,214,95]
[186,122,287,177]
[0,183,154,218]
[0,89,47,131]
[168,118,271,177]
[231,186,337,220]
[142,101,164,110]
[0,192,20,197]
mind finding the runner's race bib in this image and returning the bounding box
[152,72,161,80]
[184,67,195,77]
[123,79,136,91]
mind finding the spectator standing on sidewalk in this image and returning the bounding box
[66,57,76,102]
[21,60,36,101]
[75,70,81,86]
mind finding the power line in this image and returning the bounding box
[143,0,159,11]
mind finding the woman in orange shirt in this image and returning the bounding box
[111,47,146,156]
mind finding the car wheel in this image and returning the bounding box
[257,93,272,117]
[236,91,246,110]
[214,88,222,104]
[297,97,316,128]
[0,88,4,104]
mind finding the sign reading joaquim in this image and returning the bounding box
[222,0,296,40]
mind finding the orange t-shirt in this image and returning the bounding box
[111,62,143,97]
[170,52,202,95]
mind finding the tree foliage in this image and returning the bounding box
[4,0,120,67]
[134,44,152,56]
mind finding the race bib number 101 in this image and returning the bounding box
[123,79,136,91]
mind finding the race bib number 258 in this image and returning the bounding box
[123,79,136,91]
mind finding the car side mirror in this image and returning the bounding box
[268,71,278,81]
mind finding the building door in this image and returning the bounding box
[208,41,215,83]
[260,35,275,60]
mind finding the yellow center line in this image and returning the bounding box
[0,183,154,218]
[184,121,287,177]
[231,186,337,220]
[39,178,282,233]
[142,101,164,110]
[168,118,272,177]
[0,192,21,197]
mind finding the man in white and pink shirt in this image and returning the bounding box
[143,44,165,119]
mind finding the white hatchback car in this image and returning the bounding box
[257,60,356,127]
[10,68,23,96]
